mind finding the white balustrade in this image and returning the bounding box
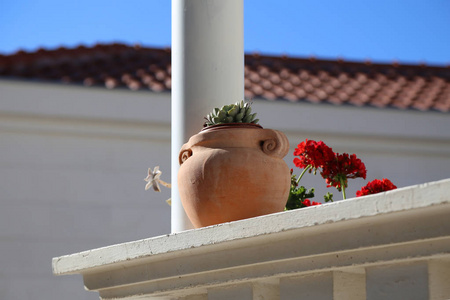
[52,178,450,299]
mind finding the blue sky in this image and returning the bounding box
[1,0,449,65]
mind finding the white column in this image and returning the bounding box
[208,283,253,300]
[182,295,208,300]
[280,273,333,300]
[171,0,244,232]
[428,260,450,300]
[253,279,280,300]
[333,270,366,300]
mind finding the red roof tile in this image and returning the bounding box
[1,43,449,112]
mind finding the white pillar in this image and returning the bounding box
[333,270,366,300]
[171,0,244,232]
[428,260,450,300]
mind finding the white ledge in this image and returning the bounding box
[52,178,450,299]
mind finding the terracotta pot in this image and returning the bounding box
[178,123,291,228]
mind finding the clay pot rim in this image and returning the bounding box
[201,123,263,132]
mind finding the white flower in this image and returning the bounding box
[144,166,171,192]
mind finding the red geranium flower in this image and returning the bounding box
[356,178,397,197]
[293,139,335,170]
[322,153,367,191]
[292,139,367,200]
[303,199,321,207]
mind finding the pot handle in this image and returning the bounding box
[179,144,193,165]
[261,129,290,159]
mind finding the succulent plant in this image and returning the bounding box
[204,101,259,127]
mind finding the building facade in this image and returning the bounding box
[1,45,449,299]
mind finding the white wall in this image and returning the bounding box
[0,80,172,300]
[1,79,449,299]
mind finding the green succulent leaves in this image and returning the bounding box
[204,101,260,127]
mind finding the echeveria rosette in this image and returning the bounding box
[204,100,259,127]
[356,178,397,197]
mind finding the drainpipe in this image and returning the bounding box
[171,0,244,232]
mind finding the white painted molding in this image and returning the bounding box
[0,80,171,124]
[52,178,450,299]
[253,98,450,140]
[0,80,171,141]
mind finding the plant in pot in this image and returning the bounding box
[178,101,291,228]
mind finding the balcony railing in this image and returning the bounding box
[52,178,450,300]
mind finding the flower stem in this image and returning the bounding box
[297,165,311,184]
[340,178,347,200]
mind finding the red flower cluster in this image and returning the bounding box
[323,153,367,191]
[303,199,321,207]
[293,140,367,192]
[291,139,396,204]
[356,179,397,197]
[293,139,334,170]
